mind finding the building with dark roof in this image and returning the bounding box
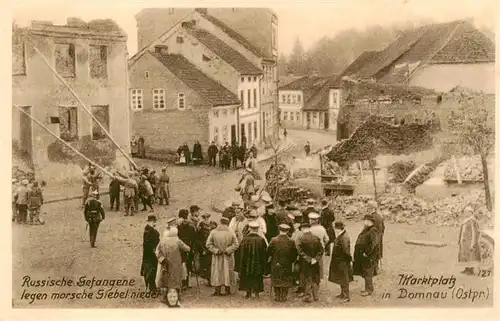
[342,20,495,93]
[278,75,340,131]
[131,8,279,142]
[12,19,130,180]
[130,50,240,152]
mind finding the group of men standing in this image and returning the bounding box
[12,178,44,225]
[207,140,258,170]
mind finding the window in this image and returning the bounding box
[153,89,166,110]
[213,126,219,144]
[253,76,257,82]
[55,43,75,78]
[287,95,291,103]
[313,112,318,121]
[202,54,211,62]
[307,112,311,122]
[130,89,143,110]
[241,77,244,82]
[213,110,219,118]
[223,110,228,117]
[223,125,229,142]
[248,125,252,144]
[253,122,257,140]
[284,112,288,120]
[58,106,78,141]
[262,87,265,95]
[91,105,109,140]
[282,94,286,102]
[177,92,186,110]
[296,112,300,122]
[145,71,149,79]
[240,90,244,109]
[292,95,296,104]
[89,45,107,78]
[290,112,294,121]
[176,36,184,44]
[231,108,236,115]
[253,89,257,108]
[12,37,26,76]
[248,77,251,82]
[297,94,301,103]
[247,89,251,109]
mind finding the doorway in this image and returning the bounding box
[231,125,236,144]
[18,106,34,165]
[324,112,330,130]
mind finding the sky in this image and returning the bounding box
[12,0,496,55]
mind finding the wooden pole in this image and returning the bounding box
[13,105,114,178]
[26,34,139,170]
[370,159,378,202]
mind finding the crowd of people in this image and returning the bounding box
[176,138,259,170]
[137,196,386,306]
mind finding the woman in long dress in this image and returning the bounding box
[155,227,190,302]
[457,206,481,275]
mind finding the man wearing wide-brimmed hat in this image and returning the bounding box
[141,215,160,292]
[84,190,105,248]
[353,214,380,296]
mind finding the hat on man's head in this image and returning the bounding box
[166,217,178,226]
[363,214,376,223]
[308,212,320,220]
[12,178,17,183]
[334,221,345,229]
[190,205,200,213]
[220,217,230,225]
[178,209,189,219]
[321,199,329,206]
[162,167,167,172]
[248,221,260,229]
[147,215,157,222]
[21,179,29,185]
[306,198,315,204]
[248,210,259,218]
[287,213,295,221]
[278,224,290,231]
[231,201,241,207]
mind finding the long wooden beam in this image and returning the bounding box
[26,33,139,170]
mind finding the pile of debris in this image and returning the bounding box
[444,156,484,182]
[388,160,416,183]
[264,163,293,198]
[293,168,320,179]
[332,191,492,227]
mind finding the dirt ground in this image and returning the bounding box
[12,130,494,308]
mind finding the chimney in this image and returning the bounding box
[195,8,208,14]
[154,45,169,55]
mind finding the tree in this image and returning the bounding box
[288,37,308,75]
[446,94,495,210]
[278,52,288,76]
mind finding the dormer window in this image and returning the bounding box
[176,36,184,44]
[145,71,149,79]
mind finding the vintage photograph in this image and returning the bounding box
[11,1,495,309]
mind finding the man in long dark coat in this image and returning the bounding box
[192,141,203,165]
[207,141,218,167]
[267,224,297,301]
[328,221,353,303]
[367,200,385,272]
[320,199,335,256]
[178,209,197,290]
[231,141,239,169]
[141,215,160,292]
[182,142,191,165]
[197,213,215,285]
[353,214,380,296]
[302,199,317,225]
[296,222,324,303]
[237,221,268,299]
[262,204,279,243]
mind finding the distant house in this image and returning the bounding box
[129,50,240,153]
[278,75,340,131]
[131,8,279,142]
[12,19,130,176]
[342,20,495,94]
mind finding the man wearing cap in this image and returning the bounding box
[27,181,44,225]
[114,171,139,216]
[267,224,298,302]
[197,212,215,285]
[309,212,329,279]
[158,168,170,206]
[296,222,324,303]
[14,179,30,224]
[206,217,239,296]
[178,209,197,290]
[367,200,385,272]
[353,214,380,296]
[222,201,241,222]
[84,190,105,248]
[237,220,268,299]
[302,199,317,225]
[141,215,160,292]
[320,199,336,256]
[328,221,353,303]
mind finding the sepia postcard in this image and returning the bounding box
[4,0,499,319]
